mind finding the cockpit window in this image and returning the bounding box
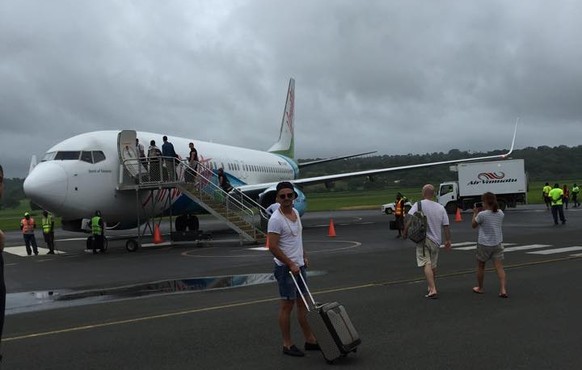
[41,150,106,163]
[41,152,57,162]
[92,151,106,163]
[80,151,93,163]
[55,151,81,160]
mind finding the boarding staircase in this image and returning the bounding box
[117,156,268,245]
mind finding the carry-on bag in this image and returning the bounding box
[289,271,361,364]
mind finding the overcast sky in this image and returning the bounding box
[2,0,582,178]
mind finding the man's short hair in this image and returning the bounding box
[163,136,168,141]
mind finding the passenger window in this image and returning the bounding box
[92,151,106,163]
[80,151,93,163]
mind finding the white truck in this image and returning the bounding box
[437,159,527,214]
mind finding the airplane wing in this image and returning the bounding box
[237,121,518,194]
[298,151,377,169]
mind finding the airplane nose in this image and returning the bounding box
[23,162,68,211]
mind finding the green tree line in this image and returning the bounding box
[2,144,581,209]
[299,145,582,192]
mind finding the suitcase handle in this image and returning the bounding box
[289,270,317,311]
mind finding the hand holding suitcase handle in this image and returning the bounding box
[289,271,317,312]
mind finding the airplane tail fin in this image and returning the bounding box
[268,78,295,159]
[28,155,37,175]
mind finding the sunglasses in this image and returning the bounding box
[278,192,295,199]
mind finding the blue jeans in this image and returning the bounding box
[274,264,307,300]
[23,234,38,255]
[551,205,565,224]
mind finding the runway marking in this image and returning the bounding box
[527,246,582,255]
[452,243,517,251]
[4,254,581,343]
[181,240,360,258]
[504,244,551,252]
[3,246,67,257]
[451,242,478,247]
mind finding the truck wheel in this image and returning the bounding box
[498,200,507,210]
[445,203,457,214]
[385,208,393,215]
[126,239,139,252]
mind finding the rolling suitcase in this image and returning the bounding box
[290,271,361,364]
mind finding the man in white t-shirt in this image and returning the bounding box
[403,184,451,299]
[268,182,318,357]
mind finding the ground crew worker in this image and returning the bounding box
[91,210,105,254]
[41,210,55,254]
[542,182,552,210]
[548,183,566,225]
[20,212,39,256]
[394,193,406,238]
[572,184,580,208]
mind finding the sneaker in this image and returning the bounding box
[47,251,55,255]
[282,345,305,357]
[304,342,321,351]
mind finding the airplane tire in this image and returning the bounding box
[187,215,199,231]
[126,239,139,252]
[175,216,187,232]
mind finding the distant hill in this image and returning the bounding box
[299,145,582,192]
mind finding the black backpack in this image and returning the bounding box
[407,200,427,243]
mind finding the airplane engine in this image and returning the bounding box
[258,184,307,216]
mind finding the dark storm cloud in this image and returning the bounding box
[1,0,581,177]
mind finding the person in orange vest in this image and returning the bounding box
[394,193,406,238]
[20,212,39,256]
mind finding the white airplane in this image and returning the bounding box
[23,78,517,233]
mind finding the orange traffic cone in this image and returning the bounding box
[455,208,462,222]
[153,224,164,244]
[328,218,336,237]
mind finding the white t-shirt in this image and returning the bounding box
[407,199,449,245]
[268,208,304,267]
[265,203,281,216]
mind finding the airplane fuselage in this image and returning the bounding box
[24,130,301,229]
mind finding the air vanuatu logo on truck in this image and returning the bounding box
[467,172,518,185]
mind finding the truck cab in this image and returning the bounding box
[437,182,459,214]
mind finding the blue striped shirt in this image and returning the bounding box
[475,210,504,246]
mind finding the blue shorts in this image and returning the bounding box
[274,264,307,300]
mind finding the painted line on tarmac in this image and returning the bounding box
[181,240,360,258]
[5,254,580,343]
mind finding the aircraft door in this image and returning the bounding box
[118,130,143,178]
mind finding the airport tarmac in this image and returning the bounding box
[2,205,582,369]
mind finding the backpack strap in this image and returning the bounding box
[416,200,428,256]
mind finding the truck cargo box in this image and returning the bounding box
[457,159,526,197]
